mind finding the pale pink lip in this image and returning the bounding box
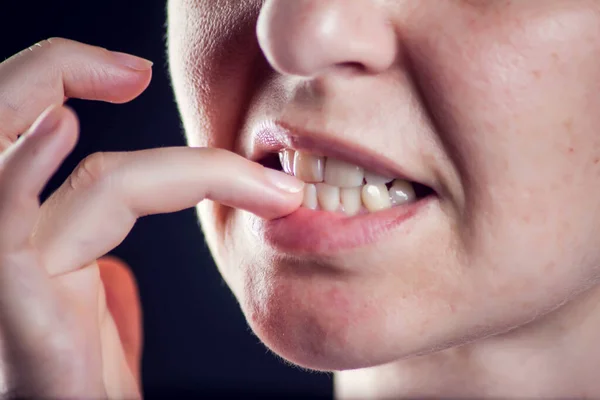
[252,196,435,255]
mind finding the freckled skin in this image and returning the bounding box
[168,0,600,396]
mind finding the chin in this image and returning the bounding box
[235,258,463,371]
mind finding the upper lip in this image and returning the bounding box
[246,119,438,192]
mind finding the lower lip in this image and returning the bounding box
[254,196,435,255]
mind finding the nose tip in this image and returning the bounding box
[256,0,397,78]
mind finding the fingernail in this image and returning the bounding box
[264,168,305,193]
[26,104,62,138]
[111,51,153,71]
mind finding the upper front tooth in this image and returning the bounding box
[361,183,392,212]
[293,151,325,182]
[389,179,416,205]
[324,157,364,187]
[364,170,393,185]
[279,149,295,174]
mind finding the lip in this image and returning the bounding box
[248,119,436,189]
[252,195,435,255]
[244,118,439,254]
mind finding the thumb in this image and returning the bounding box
[97,256,142,387]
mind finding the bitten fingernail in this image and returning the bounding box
[264,168,305,193]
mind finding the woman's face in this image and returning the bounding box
[167,0,600,370]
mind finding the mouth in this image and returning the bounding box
[260,149,434,215]
[247,120,439,254]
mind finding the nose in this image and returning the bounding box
[256,0,397,78]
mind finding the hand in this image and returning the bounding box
[0,38,303,399]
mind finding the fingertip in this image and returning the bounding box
[25,103,63,137]
[29,104,79,161]
[103,67,153,104]
[109,51,154,71]
[4,103,72,163]
[192,150,305,220]
[105,50,153,103]
[27,103,78,139]
[254,190,304,220]
[263,168,305,194]
[251,167,304,219]
[58,105,80,146]
[1,105,80,197]
[61,46,153,103]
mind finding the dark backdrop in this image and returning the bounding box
[1,1,332,398]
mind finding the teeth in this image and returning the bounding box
[340,187,362,216]
[361,184,392,212]
[364,171,393,185]
[303,184,318,210]
[389,179,416,206]
[279,149,295,174]
[316,183,340,212]
[279,150,422,214]
[293,151,325,183]
[324,157,364,188]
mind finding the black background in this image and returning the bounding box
[1,1,332,398]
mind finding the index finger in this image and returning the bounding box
[34,146,304,275]
[0,37,152,149]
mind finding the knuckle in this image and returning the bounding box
[69,152,113,191]
[31,38,52,52]
[12,37,67,60]
[32,37,70,53]
[9,37,80,74]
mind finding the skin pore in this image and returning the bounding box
[168,0,600,397]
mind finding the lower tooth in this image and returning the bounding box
[389,180,416,205]
[304,180,416,213]
[361,184,392,212]
[340,187,362,216]
[316,183,340,212]
[303,183,318,210]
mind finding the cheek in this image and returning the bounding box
[414,3,600,183]
[400,3,600,337]
[168,0,264,251]
[168,0,262,149]
[413,5,600,266]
